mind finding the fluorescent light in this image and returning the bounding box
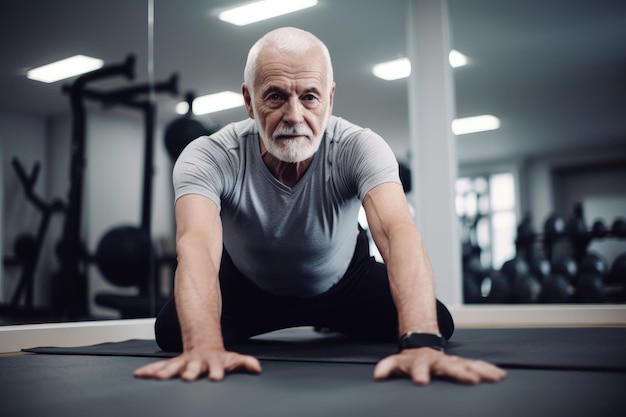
[372,50,467,80]
[218,0,318,26]
[372,58,411,81]
[26,55,104,83]
[176,91,245,115]
[449,49,468,68]
[452,115,500,135]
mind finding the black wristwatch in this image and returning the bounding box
[398,332,447,352]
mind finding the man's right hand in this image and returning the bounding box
[133,349,262,382]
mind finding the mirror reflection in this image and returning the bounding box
[1,0,625,325]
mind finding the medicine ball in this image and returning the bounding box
[95,225,152,288]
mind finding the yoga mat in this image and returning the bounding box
[24,327,626,372]
[1,354,623,417]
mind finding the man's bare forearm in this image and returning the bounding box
[381,225,440,336]
[175,238,225,351]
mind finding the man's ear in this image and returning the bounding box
[242,83,255,119]
[328,82,336,116]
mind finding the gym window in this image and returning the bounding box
[456,172,518,270]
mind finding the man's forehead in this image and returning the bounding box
[255,61,328,93]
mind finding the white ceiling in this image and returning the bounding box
[1,0,625,165]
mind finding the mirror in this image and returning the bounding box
[2,0,625,325]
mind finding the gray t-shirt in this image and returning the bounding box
[173,115,400,296]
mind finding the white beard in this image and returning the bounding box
[254,110,327,163]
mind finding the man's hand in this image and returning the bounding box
[133,348,262,382]
[374,348,506,385]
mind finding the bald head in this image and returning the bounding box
[243,27,334,99]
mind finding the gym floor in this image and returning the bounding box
[1,308,625,417]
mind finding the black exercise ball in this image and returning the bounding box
[95,225,152,288]
[164,117,215,161]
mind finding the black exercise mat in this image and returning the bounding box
[1,354,624,417]
[23,327,626,372]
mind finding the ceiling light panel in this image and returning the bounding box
[452,114,501,135]
[372,50,467,80]
[176,91,245,115]
[218,0,318,26]
[26,55,104,83]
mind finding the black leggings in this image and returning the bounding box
[155,230,454,352]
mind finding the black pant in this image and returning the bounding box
[155,229,454,352]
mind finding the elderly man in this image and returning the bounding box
[134,27,505,385]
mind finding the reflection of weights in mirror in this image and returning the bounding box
[94,226,153,291]
[551,256,578,284]
[541,274,574,303]
[611,217,626,238]
[543,213,568,263]
[501,256,542,303]
[164,92,219,162]
[572,252,609,303]
[606,253,626,301]
[483,270,513,304]
[566,203,593,262]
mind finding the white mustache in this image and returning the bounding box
[272,125,313,140]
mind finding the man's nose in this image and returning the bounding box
[282,96,304,125]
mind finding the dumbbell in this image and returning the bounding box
[501,257,541,303]
[572,252,609,303]
[541,273,574,303]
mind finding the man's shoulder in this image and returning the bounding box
[326,116,376,143]
[213,118,256,143]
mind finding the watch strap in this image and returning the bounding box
[398,332,446,351]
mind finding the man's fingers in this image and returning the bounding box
[409,362,431,386]
[133,351,263,382]
[207,357,226,381]
[134,358,184,380]
[240,355,262,374]
[373,356,393,380]
[434,356,507,385]
[374,350,507,386]
[180,359,206,382]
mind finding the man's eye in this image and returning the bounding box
[303,94,317,101]
[269,93,283,101]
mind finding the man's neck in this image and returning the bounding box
[259,139,314,188]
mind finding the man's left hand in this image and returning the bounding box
[374,348,507,385]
